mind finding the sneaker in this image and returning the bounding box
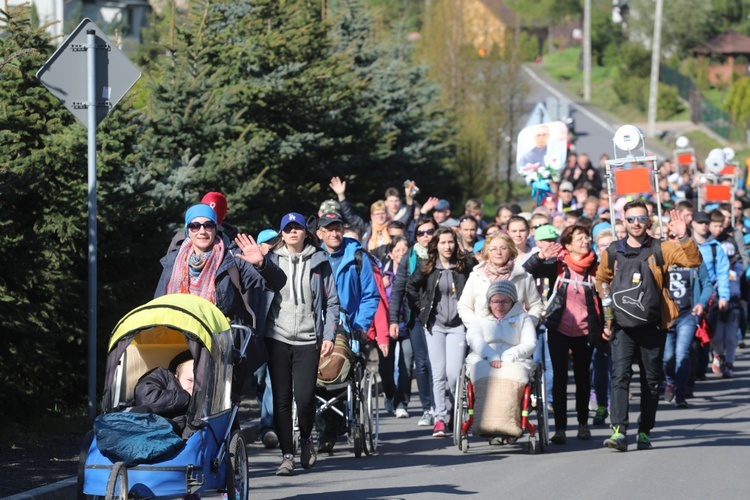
[275,454,294,476]
[723,363,734,379]
[603,426,628,451]
[588,391,597,412]
[261,430,279,449]
[637,432,653,450]
[418,410,434,427]
[712,355,723,375]
[300,438,316,470]
[674,397,688,408]
[395,407,410,419]
[593,406,609,426]
[550,430,566,444]
[317,439,335,454]
[577,424,591,440]
[432,420,446,437]
[384,398,395,414]
[664,383,675,403]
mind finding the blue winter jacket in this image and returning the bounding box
[697,238,730,301]
[325,238,381,333]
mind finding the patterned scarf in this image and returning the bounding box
[369,220,391,251]
[483,259,513,282]
[167,237,224,303]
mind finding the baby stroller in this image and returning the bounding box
[77,294,252,499]
[453,361,549,455]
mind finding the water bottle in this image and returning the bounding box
[601,282,614,326]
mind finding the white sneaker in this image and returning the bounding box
[418,410,434,427]
[395,408,410,418]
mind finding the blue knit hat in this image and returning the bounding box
[185,203,218,232]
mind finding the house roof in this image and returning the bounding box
[695,30,750,55]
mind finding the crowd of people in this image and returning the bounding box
[150,150,748,475]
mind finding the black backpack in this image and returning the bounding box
[607,240,665,329]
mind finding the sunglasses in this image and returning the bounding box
[625,216,649,224]
[490,299,513,306]
[187,221,217,232]
[416,229,436,237]
[532,224,547,230]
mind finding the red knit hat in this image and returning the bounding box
[201,192,227,225]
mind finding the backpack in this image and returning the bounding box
[607,240,665,329]
[354,249,390,344]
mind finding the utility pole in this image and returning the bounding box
[583,0,591,101]
[648,0,664,137]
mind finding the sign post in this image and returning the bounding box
[37,19,141,421]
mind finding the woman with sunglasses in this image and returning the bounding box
[156,203,285,321]
[406,227,475,437]
[458,232,543,331]
[525,223,601,445]
[388,216,439,426]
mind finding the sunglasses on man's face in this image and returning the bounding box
[416,229,436,237]
[187,221,217,232]
[625,215,649,224]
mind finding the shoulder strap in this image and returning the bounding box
[651,239,664,267]
[354,248,363,275]
[607,242,617,271]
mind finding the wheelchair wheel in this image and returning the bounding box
[529,437,540,455]
[104,462,127,500]
[361,370,378,455]
[291,399,300,456]
[453,364,468,449]
[226,430,248,500]
[534,363,548,453]
[351,365,364,458]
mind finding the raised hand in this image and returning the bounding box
[420,196,439,213]
[234,233,264,266]
[329,176,347,201]
[666,209,687,239]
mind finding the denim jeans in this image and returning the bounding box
[663,311,696,398]
[393,336,414,410]
[409,320,434,412]
[713,308,740,364]
[260,366,274,431]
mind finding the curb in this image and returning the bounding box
[6,422,260,500]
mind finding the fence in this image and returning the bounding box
[660,64,738,141]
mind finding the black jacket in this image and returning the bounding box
[134,367,190,431]
[406,261,472,327]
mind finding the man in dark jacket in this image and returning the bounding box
[134,350,194,432]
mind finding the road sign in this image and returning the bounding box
[36,18,141,129]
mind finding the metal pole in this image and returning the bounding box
[647,0,664,137]
[87,29,98,422]
[583,0,591,102]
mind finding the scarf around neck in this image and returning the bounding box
[167,237,225,303]
[561,249,596,275]
[483,259,513,282]
[369,220,391,250]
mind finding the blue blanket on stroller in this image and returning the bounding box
[94,412,185,466]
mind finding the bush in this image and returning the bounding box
[657,83,684,120]
[613,75,649,112]
[617,41,651,79]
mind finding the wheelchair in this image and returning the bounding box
[453,361,549,454]
[292,342,379,458]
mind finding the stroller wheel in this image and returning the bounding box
[105,462,128,500]
[225,430,248,500]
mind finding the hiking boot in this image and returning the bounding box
[395,407,410,419]
[664,383,675,402]
[674,397,688,408]
[712,355,724,375]
[432,420,446,437]
[418,410,434,427]
[276,454,294,476]
[723,363,734,379]
[603,426,628,451]
[637,432,653,450]
[317,439,335,454]
[577,424,591,440]
[300,438,316,470]
[261,430,279,449]
[550,430,566,444]
[593,406,609,425]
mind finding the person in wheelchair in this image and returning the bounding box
[466,280,537,437]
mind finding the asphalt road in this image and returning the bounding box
[237,347,749,499]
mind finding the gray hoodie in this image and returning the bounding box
[267,245,318,345]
